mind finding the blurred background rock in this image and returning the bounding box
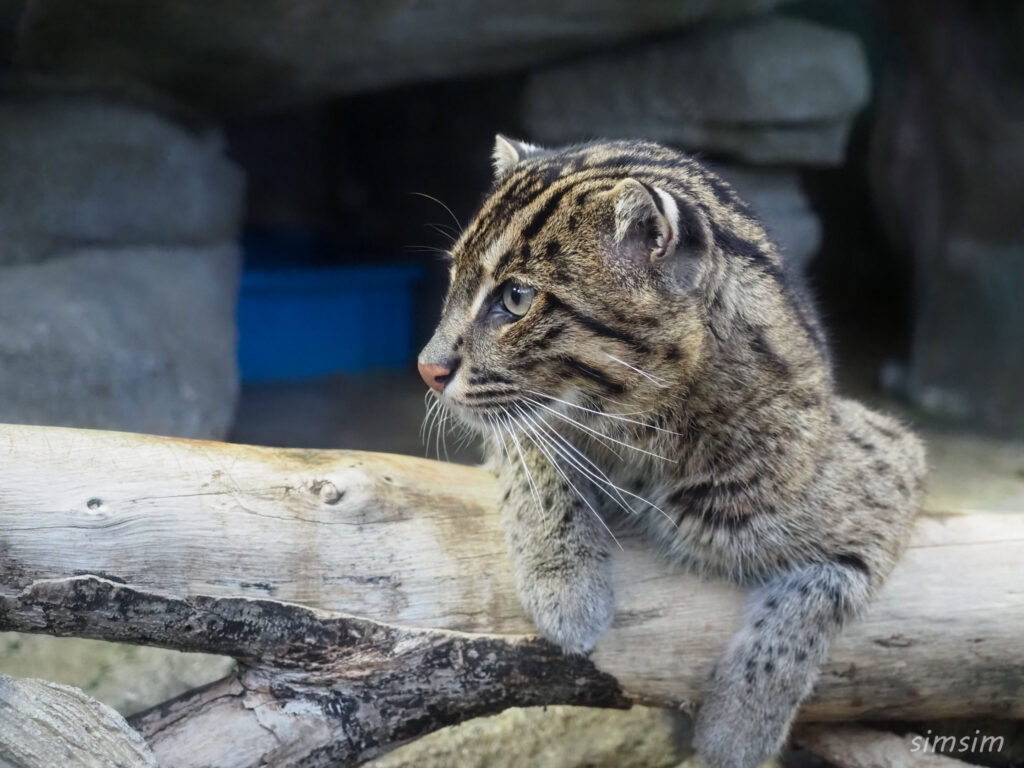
[0,1,1021,766]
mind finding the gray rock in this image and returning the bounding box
[714,165,821,266]
[522,16,870,165]
[0,632,235,718]
[14,0,792,112]
[0,247,241,439]
[369,705,691,768]
[659,119,854,167]
[0,96,244,266]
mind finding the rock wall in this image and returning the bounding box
[11,0,792,113]
[0,96,242,266]
[522,16,869,166]
[0,95,244,438]
[520,13,870,270]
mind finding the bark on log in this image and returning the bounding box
[0,674,157,768]
[1,575,626,767]
[0,424,1021,767]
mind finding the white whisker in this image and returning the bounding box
[522,397,626,459]
[525,388,650,418]
[438,404,451,461]
[452,419,477,452]
[425,222,458,245]
[422,394,441,456]
[525,398,672,462]
[605,354,669,388]
[405,244,452,258]
[419,391,434,442]
[509,406,623,551]
[524,389,681,436]
[516,406,634,518]
[409,191,463,232]
[518,406,679,531]
[486,416,511,463]
[499,408,543,514]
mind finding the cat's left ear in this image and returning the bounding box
[607,178,711,269]
[491,134,543,180]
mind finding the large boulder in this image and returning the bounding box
[0,94,243,266]
[0,633,235,718]
[11,0,792,113]
[369,705,690,768]
[0,247,241,439]
[0,92,244,439]
[870,1,1024,436]
[522,16,870,165]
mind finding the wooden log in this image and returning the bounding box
[793,724,975,768]
[0,673,157,768]
[0,423,1021,767]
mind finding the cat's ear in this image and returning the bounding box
[607,178,710,269]
[491,134,543,180]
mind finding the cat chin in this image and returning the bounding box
[438,398,498,435]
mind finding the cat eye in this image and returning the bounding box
[501,282,535,317]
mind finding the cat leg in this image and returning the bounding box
[499,440,615,655]
[694,559,872,768]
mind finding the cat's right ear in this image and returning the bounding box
[491,134,543,180]
[605,178,711,278]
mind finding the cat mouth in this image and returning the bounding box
[424,387,535,431]
[444,395,525,427]
[453,391,520,410]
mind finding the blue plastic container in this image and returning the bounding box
[237,265,424,383]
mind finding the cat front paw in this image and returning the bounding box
[519,570,614,656]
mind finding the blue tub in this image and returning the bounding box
[237,265,424,383]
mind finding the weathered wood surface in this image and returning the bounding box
[793,725,974,768]
[0,674,157,768]
[0,423,1022,766]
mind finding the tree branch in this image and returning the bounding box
[0,423,1021,766]
[0,575,624,766]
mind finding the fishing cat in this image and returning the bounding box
[417,136,925,768]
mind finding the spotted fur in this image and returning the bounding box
[419,137,926,768]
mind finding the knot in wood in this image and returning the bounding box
[311,480,343,505]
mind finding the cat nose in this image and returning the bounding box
[418,360,458,392]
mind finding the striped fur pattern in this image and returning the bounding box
[418,137,925,768]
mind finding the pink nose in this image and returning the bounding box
[418,361,452,392]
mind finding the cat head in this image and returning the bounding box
[417,136,744,430]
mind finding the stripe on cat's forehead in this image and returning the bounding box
[461,153,697,257]
[479,235,512,274]
[457,163,564,255]
[453,140,741,282]
[459,171,598,272]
